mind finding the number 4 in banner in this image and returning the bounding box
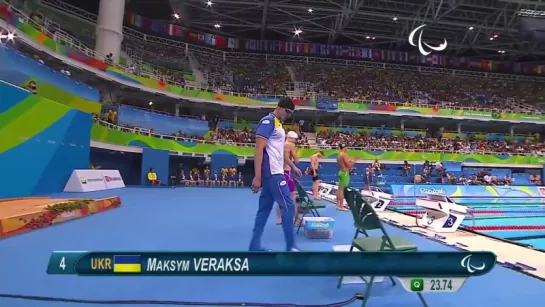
[47,251,84,274]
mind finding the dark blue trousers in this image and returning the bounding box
[249,174,296,251]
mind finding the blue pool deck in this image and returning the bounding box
[0,187,544,307]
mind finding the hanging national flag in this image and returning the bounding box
[167,24,176,36]
[134,15,142,27]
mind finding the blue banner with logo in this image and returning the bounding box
[391,185,545,203]
[316,96,338,110]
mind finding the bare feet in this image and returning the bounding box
[336,207,349,211]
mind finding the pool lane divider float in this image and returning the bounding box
[464,225,545,231]
[402,209,545,215]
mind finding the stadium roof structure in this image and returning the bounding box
[46,0,545,59]
[170,0,545,59]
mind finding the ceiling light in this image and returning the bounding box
[206,1,213,7]
[497,50,505,54]
[0,31,16,43]
[392,16,398,21]
[468,26,474,30]
[214,23,221,29]
[372,36,376,40]
[293,28,302,37]
[493,34,498,38]
[173,13,180,19]
[149,102,153,105]
[366,35,370,39]
[308,8,313,13]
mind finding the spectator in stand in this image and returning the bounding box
[25,81,37,94]
[402,161,411,176]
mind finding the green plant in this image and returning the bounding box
[45,199,92,213]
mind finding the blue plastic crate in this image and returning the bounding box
[303,217,335,239]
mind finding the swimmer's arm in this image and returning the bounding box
[310,157,318,169]
[342,154,354,168]
[290,146,299,164]
[284,153,298,170]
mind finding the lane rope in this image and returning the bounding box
[464,225,545,231]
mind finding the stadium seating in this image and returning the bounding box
[3,5,542,188]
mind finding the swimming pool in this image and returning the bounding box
[389,198,545,249]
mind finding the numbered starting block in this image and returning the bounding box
[360,186,392,212]
[314,183,392,212]
[415,194,468,233]
[312,183,339,204]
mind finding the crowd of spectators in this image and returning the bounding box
[316,131,545,156]
[118,36,545,113]
[24,5,545,114]
[291,63,544,112]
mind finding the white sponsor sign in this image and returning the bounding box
[63,170,125,192]
[102,170,125,189]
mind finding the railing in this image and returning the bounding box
[6,1,544,115]
[94,120,545,156]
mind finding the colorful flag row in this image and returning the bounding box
[125,11,545,77]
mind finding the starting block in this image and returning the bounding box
[360,186,393,212]
[314,183,394,212]
[415,194,468,233]
[311,183,338,204]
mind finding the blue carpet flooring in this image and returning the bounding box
[0,187,544,306]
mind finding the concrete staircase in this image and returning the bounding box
[305,132,317,146]
[187,53,207,84]
[286,65,297,82]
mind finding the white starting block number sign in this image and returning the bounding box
[374,199,387,210]
[361,187,392,212]
[420,211,461,232]
[416,194,467,233]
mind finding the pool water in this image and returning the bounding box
[390,199,545,249]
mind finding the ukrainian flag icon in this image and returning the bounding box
[113,255,141,273]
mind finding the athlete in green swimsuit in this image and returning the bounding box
[338,170,350,189]
[336,144,355,211]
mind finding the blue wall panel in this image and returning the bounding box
[141,148,170,185]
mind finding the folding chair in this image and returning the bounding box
[338,187,428,307]
[294,179,326,234]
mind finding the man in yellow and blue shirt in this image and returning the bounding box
[250,97,302,252]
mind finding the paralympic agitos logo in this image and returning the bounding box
[408,24,447,56]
